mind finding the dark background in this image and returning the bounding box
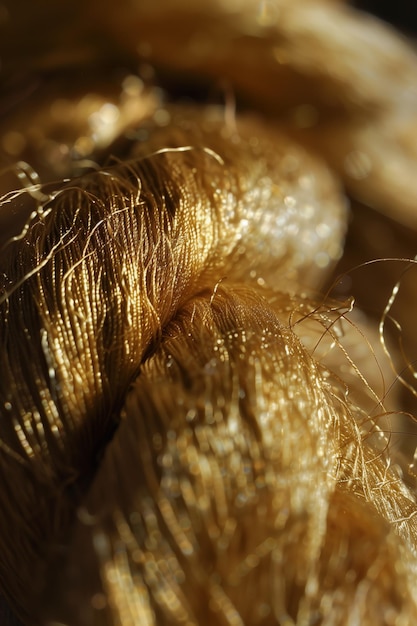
[354,0,417,35]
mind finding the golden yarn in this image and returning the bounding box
[0,1,417,625]
[44,286,417,625]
